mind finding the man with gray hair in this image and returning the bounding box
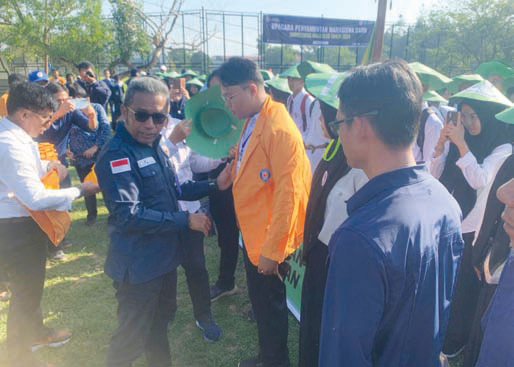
[95,77,232,367]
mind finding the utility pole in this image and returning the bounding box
[372,0,388,62]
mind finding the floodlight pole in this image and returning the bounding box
[372,0,388,62]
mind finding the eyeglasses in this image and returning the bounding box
[26,110,53,127]
[221,84,249,103]
[126,106,168,125]
[327,110,379,137]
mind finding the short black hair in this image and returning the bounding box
[337,60,422,148]
[78,61,94,71]
[207,68,222,87]
[124,77,170,108]
[45,82,69,95]
[68,81,88,98]
[7,73,24,89]
[218,57,264,87]
[7,81,58,115]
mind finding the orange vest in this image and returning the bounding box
[232,96,311,265]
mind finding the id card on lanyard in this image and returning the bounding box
[237,114,259,173]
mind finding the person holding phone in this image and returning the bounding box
[430,81,514,359]
[76,61,111,113]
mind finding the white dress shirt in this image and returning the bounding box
[160,118,222,214]
[430,143,512,234]
[286,88,314,141]
[0,117,80,218]
[303,100,330,174]
[413,103,444,163]
[317,168,368,245]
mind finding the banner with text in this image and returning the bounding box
[263,14,374,47]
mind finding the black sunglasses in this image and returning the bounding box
[127,106,168,125]
[328,110,379,137]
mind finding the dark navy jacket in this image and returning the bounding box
[320,165,464,367]
[95,123,211,284]
[77,79,111,112]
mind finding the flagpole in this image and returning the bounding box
[372,0,388,62]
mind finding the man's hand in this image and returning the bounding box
[228,146,237,159]
[47,161,68,182]
[84,73,96,84]
[498,179,514,244]
[216,161,234,191]
[169,119,192,144]
[83,145,99,159]
[188,213,211,237]
[54,99,75,120]
[258,255,279,276]
[78,182,100,197]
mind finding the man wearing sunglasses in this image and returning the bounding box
[319,61,464,367]
[95,77,232,367]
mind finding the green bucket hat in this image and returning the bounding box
[305,72,347,110]
[449,80,513,108]
[475,60,514,80]
[163,71,180,79]
[186,78,204,88]
[185,85,245,159]
[297,61,335,80]
[260,70,273,81]
[265,77,291,94]
[182,69,198,78]
[495,107,514,125]
[409,62,452,90]
[280,64,301,79]
[423,90,447,103]
[503,77,514,94]
[198,74,207,83]
[447,74,484,93]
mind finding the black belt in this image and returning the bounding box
[0,216,32,224]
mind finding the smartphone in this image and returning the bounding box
[171,78,186,93]
[85,71,95,79]
[447,111,458,126]
[70,98,89,110]
[277,261,291,283]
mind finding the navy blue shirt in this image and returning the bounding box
[37,109,94,165]
[320,165,464,367]
[95,123,212,284]
[77,79,111,112]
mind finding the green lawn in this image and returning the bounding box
[0,170,462,367]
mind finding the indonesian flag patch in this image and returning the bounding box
[110,158,131,174]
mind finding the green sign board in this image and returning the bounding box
[284,245,306,321]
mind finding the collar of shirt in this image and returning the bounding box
[116,121,162,149]
[347,165,430,216]
[0,117,35,145]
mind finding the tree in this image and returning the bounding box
[0,0,111,72]
[108,0,191,72]
[382,0,513,76]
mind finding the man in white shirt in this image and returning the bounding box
[160,118,223,342]
[287,74,329,172]
[0,82,98,367]
[413,98,444,163]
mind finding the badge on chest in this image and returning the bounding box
[110,158,131,174]
[137,156,156,169]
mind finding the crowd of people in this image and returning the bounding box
[0,55,513,367]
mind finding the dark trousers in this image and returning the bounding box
[179,230,211,321]
[107,271,178,367]
[0,218,50,367]
[209,187,239,290]
[299,241,328,367]
[243,247,289,367]
[75,163,97,220]
[443,232,480,354]
[463,281,497,367]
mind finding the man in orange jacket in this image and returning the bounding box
[218,57,311,367]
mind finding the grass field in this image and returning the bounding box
[0,170,463,367]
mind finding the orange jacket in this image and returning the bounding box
[232,96,311,266]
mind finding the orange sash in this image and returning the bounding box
[24,169,71,246]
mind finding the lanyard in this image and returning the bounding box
[322,139,340,162]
